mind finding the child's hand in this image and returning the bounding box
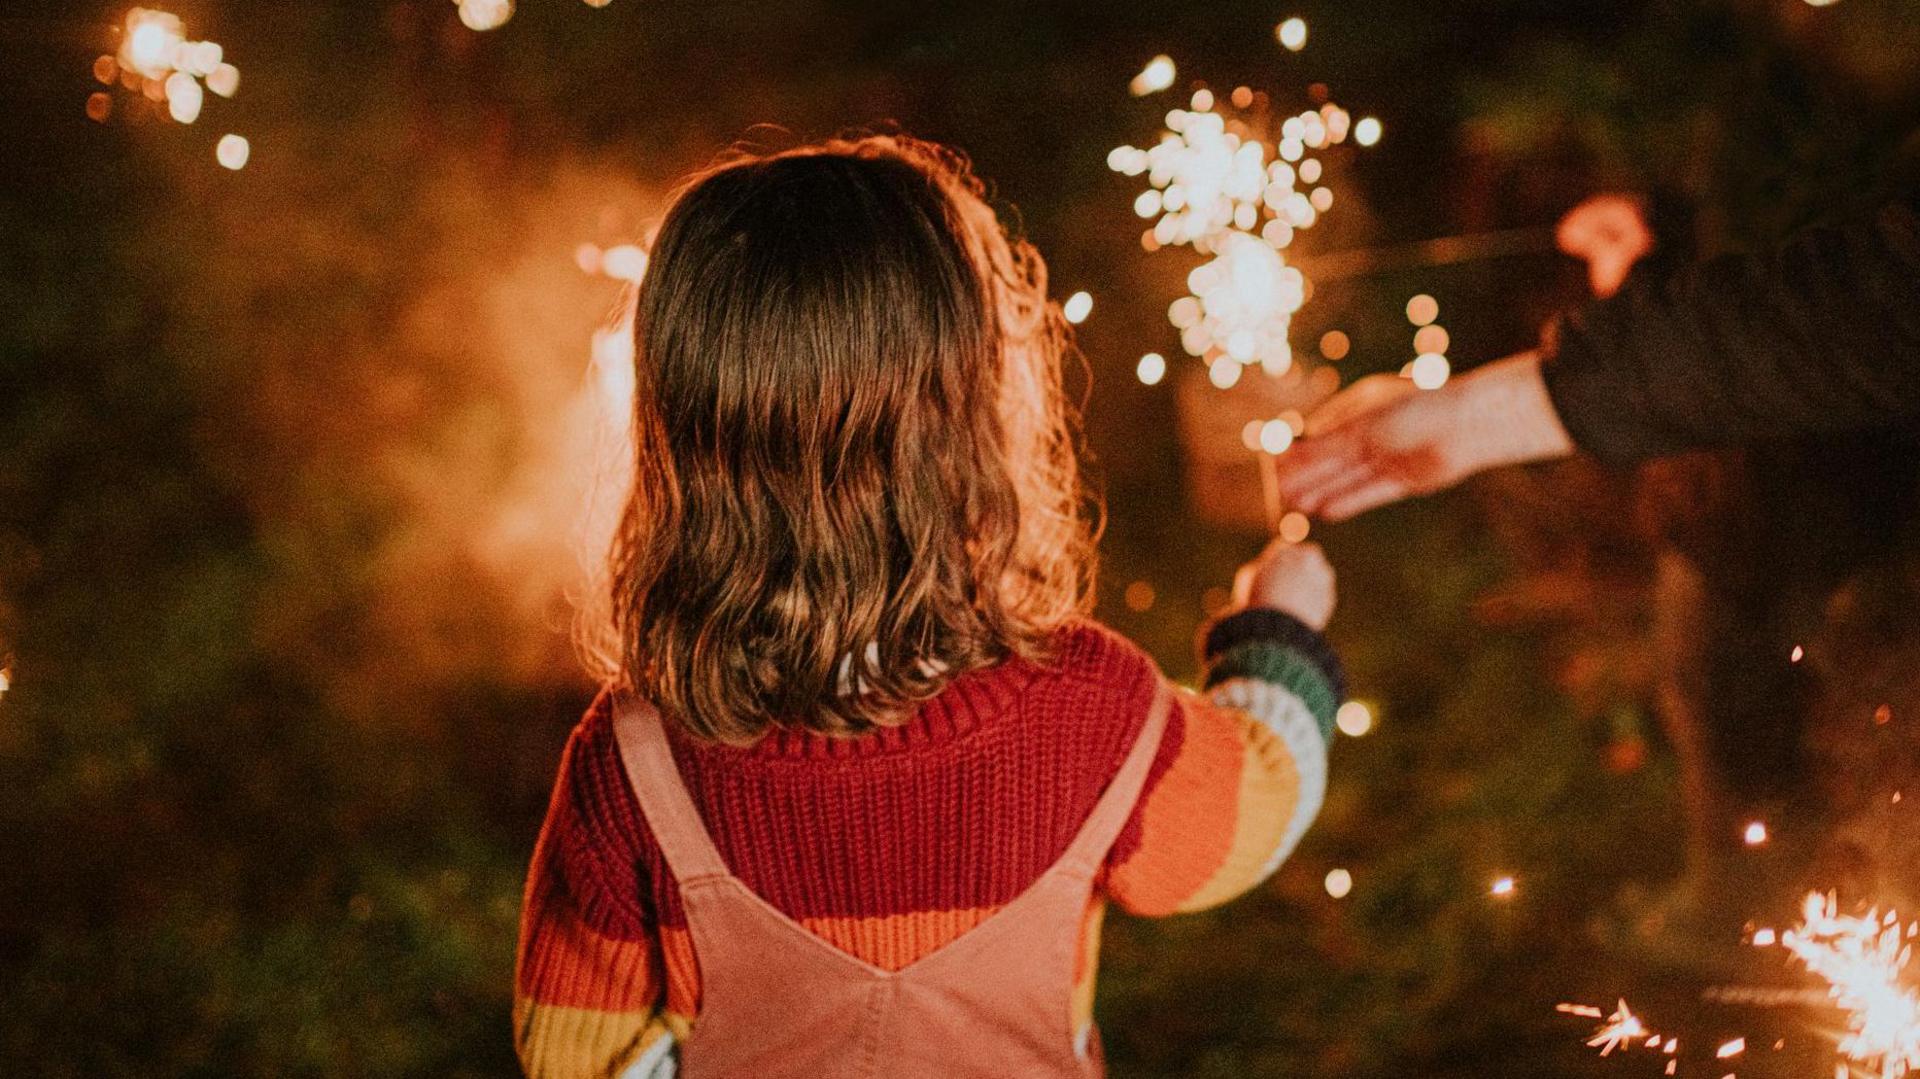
[1232,539,1336,631]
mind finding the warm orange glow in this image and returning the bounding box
[1405,293,1439,326]
[1123,580,1156,612]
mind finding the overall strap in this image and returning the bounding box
[610,692,732,884]
[1057,681,1174,875]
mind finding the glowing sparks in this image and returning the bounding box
[1063,290,1094,324]
[1490,875,1516,898]
[1130,54,1177,97]
[1792,644,1806,663]
[1276,17,1308,52]
[0,664,11,699]
[1112,76,1372,385]
[1325,868,1353,899]
[164,70,202,123]
[1353,116,1383,147]
[1718,1037,1746,1058]
[122,8,185,79]
[98,9,243,155]
[1336,700,1374,737]
[1744,820,1769,846]
[1781,892,1920,1078]
[1583,999,1652,1056]
[1136,352,1167,385]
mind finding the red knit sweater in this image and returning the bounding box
[516,617,1339,1077]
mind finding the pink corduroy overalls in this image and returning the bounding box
[611,685,1171,1078]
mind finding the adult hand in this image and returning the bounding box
[1233,539,1336,631]
[1556,194,1653,299]
[1272,352,1576,521]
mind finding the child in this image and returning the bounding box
[514,135,1343,1078]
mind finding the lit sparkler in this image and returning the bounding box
[1109,61,1368,384]
[1779,892,1920,1078]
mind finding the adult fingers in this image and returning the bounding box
[1271,427,1369,505]
[1320,477,1412,523]
[1280,452,1382,516]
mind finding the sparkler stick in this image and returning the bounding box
[1258,451,1285,534]
[1293,226,1558,282]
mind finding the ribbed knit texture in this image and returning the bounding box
[515,616,1341,1079]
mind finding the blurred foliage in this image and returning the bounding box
[2,0,1918,1075]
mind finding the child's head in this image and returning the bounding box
[610,134,1093,742]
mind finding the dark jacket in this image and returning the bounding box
[1540,195,1920,462]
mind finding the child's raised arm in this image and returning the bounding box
[1106,541,1341,915]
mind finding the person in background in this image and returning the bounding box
[1273,192,1920,519]
[513,135,1344,1079]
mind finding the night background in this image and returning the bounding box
[6,0,1920,1075]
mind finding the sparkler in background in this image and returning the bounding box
[89,8,244,168]
[1561,893,1920,1077]
[1777,893,1920,1078]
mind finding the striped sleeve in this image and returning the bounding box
[1105,607,1340,916]
[514,722,678,1079]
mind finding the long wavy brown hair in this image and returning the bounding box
[605,134,1094,743]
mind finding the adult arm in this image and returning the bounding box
[1276,195,1920,520]
[1545,195,1920,460]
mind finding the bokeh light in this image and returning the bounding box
[215,133,250,170]
[1325,867,1353,898]
[1130,54,1177,96]
[1409,352,1450,390]
[1336,700,1374,737]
